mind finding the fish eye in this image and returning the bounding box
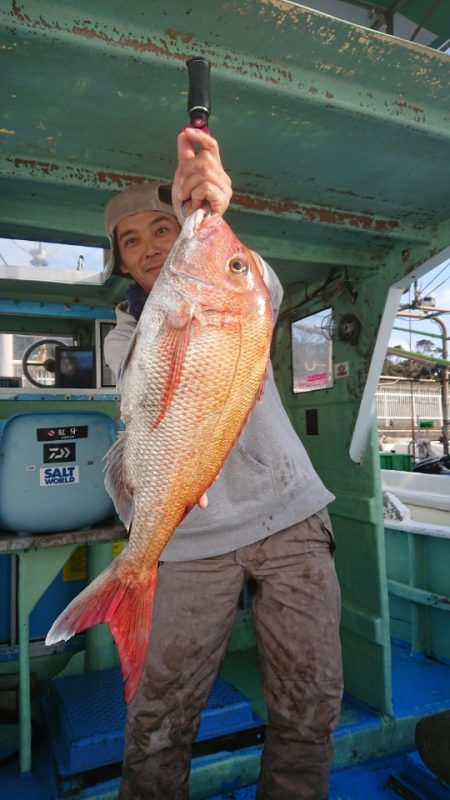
[228,258,248,274]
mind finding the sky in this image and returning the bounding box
[388,259,450,354]
[0,238,104,273]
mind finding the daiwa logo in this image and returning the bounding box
[40,466,80,486]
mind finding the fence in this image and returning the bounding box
[376,382,443,427]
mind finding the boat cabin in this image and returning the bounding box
[0,2,449,798]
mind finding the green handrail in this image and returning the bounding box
[387,347,450,368]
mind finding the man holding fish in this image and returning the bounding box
[48,126,343,799]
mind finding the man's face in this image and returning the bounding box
[116,210,181,292]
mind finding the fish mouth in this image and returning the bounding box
[196,209,221,231]
[172,209,222,287]
[184,208,221,236]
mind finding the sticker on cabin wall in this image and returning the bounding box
[43,443,76,463]
[39,466,79,486]
[37,425,88,442]
[296,372,332,391]
[334,361,350,379]
[63,545,86,581]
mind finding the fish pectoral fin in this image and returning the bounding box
[104,434,134,530]
[152,301,194,431]
[118,327,140,386]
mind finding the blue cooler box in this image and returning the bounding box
[0,411,116,534]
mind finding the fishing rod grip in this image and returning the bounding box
[186,57,211,129]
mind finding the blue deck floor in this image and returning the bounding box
[206,751,450,799]
[1,746,449,800]
[1,641,450,799]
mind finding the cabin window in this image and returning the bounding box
[291,309,333,393]
[0,333,75,388]
[0,238,106,285]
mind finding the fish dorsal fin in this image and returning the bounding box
[151,300,194,431]
[104,433,134,530]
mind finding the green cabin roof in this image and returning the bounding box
[0,0,449,284]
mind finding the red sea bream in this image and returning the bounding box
[46,209,273,702]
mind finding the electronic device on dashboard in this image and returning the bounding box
[55,346,96,389]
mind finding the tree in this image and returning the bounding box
[382,340,442,381]
[382,345,410,378]
[414,339,442,380]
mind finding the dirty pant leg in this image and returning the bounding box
[118,554,245,800]
[251,510,344,800]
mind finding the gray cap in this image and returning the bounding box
[104,181,174,277]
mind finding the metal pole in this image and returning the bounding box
[0,333,14,376]
[17,554,32,773]
[411,382,416,461]
[433,316,449,455]
[396,312,449,455]
[410,0,444,42]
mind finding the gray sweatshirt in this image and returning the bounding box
[104,260,334,561]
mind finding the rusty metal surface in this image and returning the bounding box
[0,0,449,268]
[0,519,126,552]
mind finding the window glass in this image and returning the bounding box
[0,333,75,388]
[0,238,106,285]
[291,309,333,393]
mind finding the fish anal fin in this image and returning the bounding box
[151,301,194,431]
[256,361,269,402]
[104,434,134,529]
[239,364,269,433]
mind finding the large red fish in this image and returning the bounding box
[46,209,273,702]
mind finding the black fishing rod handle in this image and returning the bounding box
[186,57,211,128]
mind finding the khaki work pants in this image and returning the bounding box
[119,508,343,800]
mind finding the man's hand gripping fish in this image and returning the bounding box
[46,209,273,702]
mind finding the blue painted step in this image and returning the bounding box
[46,668,264,777]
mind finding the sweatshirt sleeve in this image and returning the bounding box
[104,306,136,388]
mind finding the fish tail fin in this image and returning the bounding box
[46,553,158,703]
